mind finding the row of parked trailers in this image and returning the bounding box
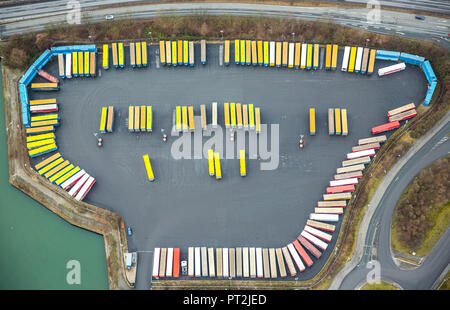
[207,149,247,179]
[327,108,348,136]
[227,40,339,70]
[341,46,377,74]
[159,40,206,66]
[174,102,261,133]
[33,152,96,201]
[152,134,388,279]
[99,106,115,133]
[57,51,97,79]
[128,106,153,132]
[371,103,416,135]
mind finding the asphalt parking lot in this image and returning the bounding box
[29,43,427,288]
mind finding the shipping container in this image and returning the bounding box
[288,42,294,68]
[236,248,242,277]
[326,185,355,194]
[347,148,376,160]
[287,243,305,272]
[355,47,363,73]
[257,41,263,66]
[162,41,171,64]
[176,106,182,132]
[249,247,256,278]
[188,106,195,131]
[240,149,246,177]
[201,40,207,64]
[306,219,335,232]
[74,176,95,201]
[352,143,380,152]
[341,46,350,72]
[61,169,86,191]
[297,235,322,259]
[140,105,146,132]
[330,178,358,187]
[58,54,65,78]
[89,52,96,76]
[314,207,343,215]
[389,109,417,122]
[128,106,134,132]
[27,132,55,143]
[189,41,195,66]
[55,166,80,186]
[177,40,183,66]
[269,41,275,67]
[78,51,84,76]
[252,41,258,66]
[262,248,270,278]
[323,192,352,201]
[229,248,235,278]
[309,108,316,135]
[208,248,215,277]
[371,121,400,134]
[242,104,249,130]
[171,41,177,66]
[136,42,142,67]
[99,107,107,133]
[212,102,218,128]
[188,247,194,277]
[166,248,174,277]
[159,248,167,278]
[242,247,249,278]
[281,247,296,277]
[341,109,348,136]
[68,173,89,197]
[224,102,230,128]
[301,230,328,250]
[248,104,255,130]
[387,103,416,117]
[378,62,406,76]
[214,152,222,179]
[235,40,240,65]
[275,42,282,67]
[111,43,118,68]
[293,240,313,267]
[325,44,332,70]
[31,83,59,91]
[72,51,78,76]
[342,156,371,167]
[28,143,57,158]
[263,41,269,66]
[173,248,180,278]
[331,44,338,70]
[201,104,207,131]
[182,106,188,132]
[334,108,341,135]
[146,106,152,132]
[141,41,148,67]
[245,40,251,65]
[358,135,387,145]
[269,248,277,278]
[224,40,230,65]
[328,108,335,135]
[65,53,72,78]
[348,47,357,73]
[367,49,376,75]
[216,248,223,278]
[337,164,365,174]
[222,248,229,278]
[275,248,287,277]
[26,125,55,135]
[236,103,243,128]
[313,44,319,70]
[208,149,215,176]
[143,154,155,181]
[306,44,313,70]
[255,107,261,134]
[256,248,263,278]
[361,48,370,74]
[37,156,63,175]
[230,102,236,129]
[282,42,288,67]
[195,247,201,277]
[160,41,166,65]
[106,106,114,133]
[152,248,161,278]
[183,40,188,66]
[334,171,363,180]
[294,43,301,69]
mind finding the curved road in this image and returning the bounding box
[332,110,450,290]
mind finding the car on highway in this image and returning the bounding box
[127,227,133,236]
[105,15,114,20]
[415,15,425,20]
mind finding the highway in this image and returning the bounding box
[332,110,450,290]
[0,2,449,47]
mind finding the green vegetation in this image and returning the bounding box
[391,157,450,257]
[438,272,450,290]
[360,281,399,290]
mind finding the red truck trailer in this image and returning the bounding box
[371,121,400,134]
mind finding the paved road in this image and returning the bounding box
[0,2,449,47]
[331,110,450,290]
